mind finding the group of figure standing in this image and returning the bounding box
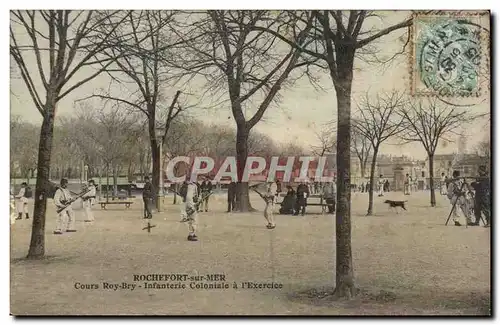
[446,167,490,227]
[53,178,96,234]
[11,179,96,234]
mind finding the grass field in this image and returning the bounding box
[10,191,491,316]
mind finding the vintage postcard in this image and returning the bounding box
[9,9,491,316]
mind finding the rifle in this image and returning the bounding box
[185,191,214,217]
[249,184,273,203]
[56,188,92,214]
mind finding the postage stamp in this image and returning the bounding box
[410,11,489,97]
[10,10,491,316]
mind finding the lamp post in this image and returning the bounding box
[156,126,165,212]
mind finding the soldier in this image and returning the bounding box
[227,181,237,212]
[440,173,448,195]
[279,185,296,215]
[377,175,385,197]
[447,171,473,226]
[185,179,200,241]
[263,182,276,229]
[142,176,154,219]
[404,174,412,195]
[471,166,490,227]
[82,180,96,222]
[295,180,310,216]
[10,186,16,224]
[179,181,188,222]
[53,178,76,234]
[15,182,31,220]
[200,178,213,212]
[275,179,282,203]
[322,179,336,214]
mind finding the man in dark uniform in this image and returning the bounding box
[295,180,310,216]
[471,165,491,227]
[227,181,237,212]
[200,177,213,212]
[142,176,154,219]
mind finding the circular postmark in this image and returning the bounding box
[416,19,482,97]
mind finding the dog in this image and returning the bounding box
[383,199,407,213]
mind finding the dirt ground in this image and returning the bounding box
[10,191,491,316]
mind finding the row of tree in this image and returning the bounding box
[11,109,307,184]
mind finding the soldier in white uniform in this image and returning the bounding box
[10,186,16,225]
[15,182,31,220]
[377,175,385,197]
[404,174,412,195]
[263,181,276,229]
[440,173,448,195]
[185,180,199,241]
[82,180,96,222]
[53,178,77,234]
[447,171,473,226]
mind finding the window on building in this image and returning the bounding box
[421,171,425,178]
[448,161,452,167]
[464,166,469,174]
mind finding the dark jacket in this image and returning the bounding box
[228,182,237,199]
[296,184,310,205]
[471,177,490,198]
[280,189,296,214]
[143,181,154,199]
[201,181,213,192]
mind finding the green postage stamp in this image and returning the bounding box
[411,11,489,97]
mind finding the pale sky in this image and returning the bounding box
[10,10,491,160]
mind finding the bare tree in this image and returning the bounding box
[475,136,490,167]
[164,117,206,203]
[10,118,39,180]
[173,10,316,212]
[83,10,185,208]
[256,10,413,297]
[10,10,130,258]
[353,91,405,215]
[351,125,372,179]
[399,98,479,207]
[312,129,336,157]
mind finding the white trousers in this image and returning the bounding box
[264,200,275,226]
[440,182,448,195]
[450,196,472,224]
[378,185,384,196]
[56,207,76,232]
[185,201,198,234]
[180,201,187,219]
[83,199,94,221]
[10,200,16,224]
[16,198,28,214]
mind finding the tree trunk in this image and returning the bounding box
[127,161,133,182]
[112,166,118,198]
[173,182,178,205]
[235,126,254,212]
[360,159,366,179]
[27,106,56,259]
[147,110,161,208]
[106,164,110,202]
[150,140,160,208]
[366,147,379,216]
[428,153,436,207]
[331,47,356,299]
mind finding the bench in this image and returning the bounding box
[99,201,134,209]
[276,194,331,214]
